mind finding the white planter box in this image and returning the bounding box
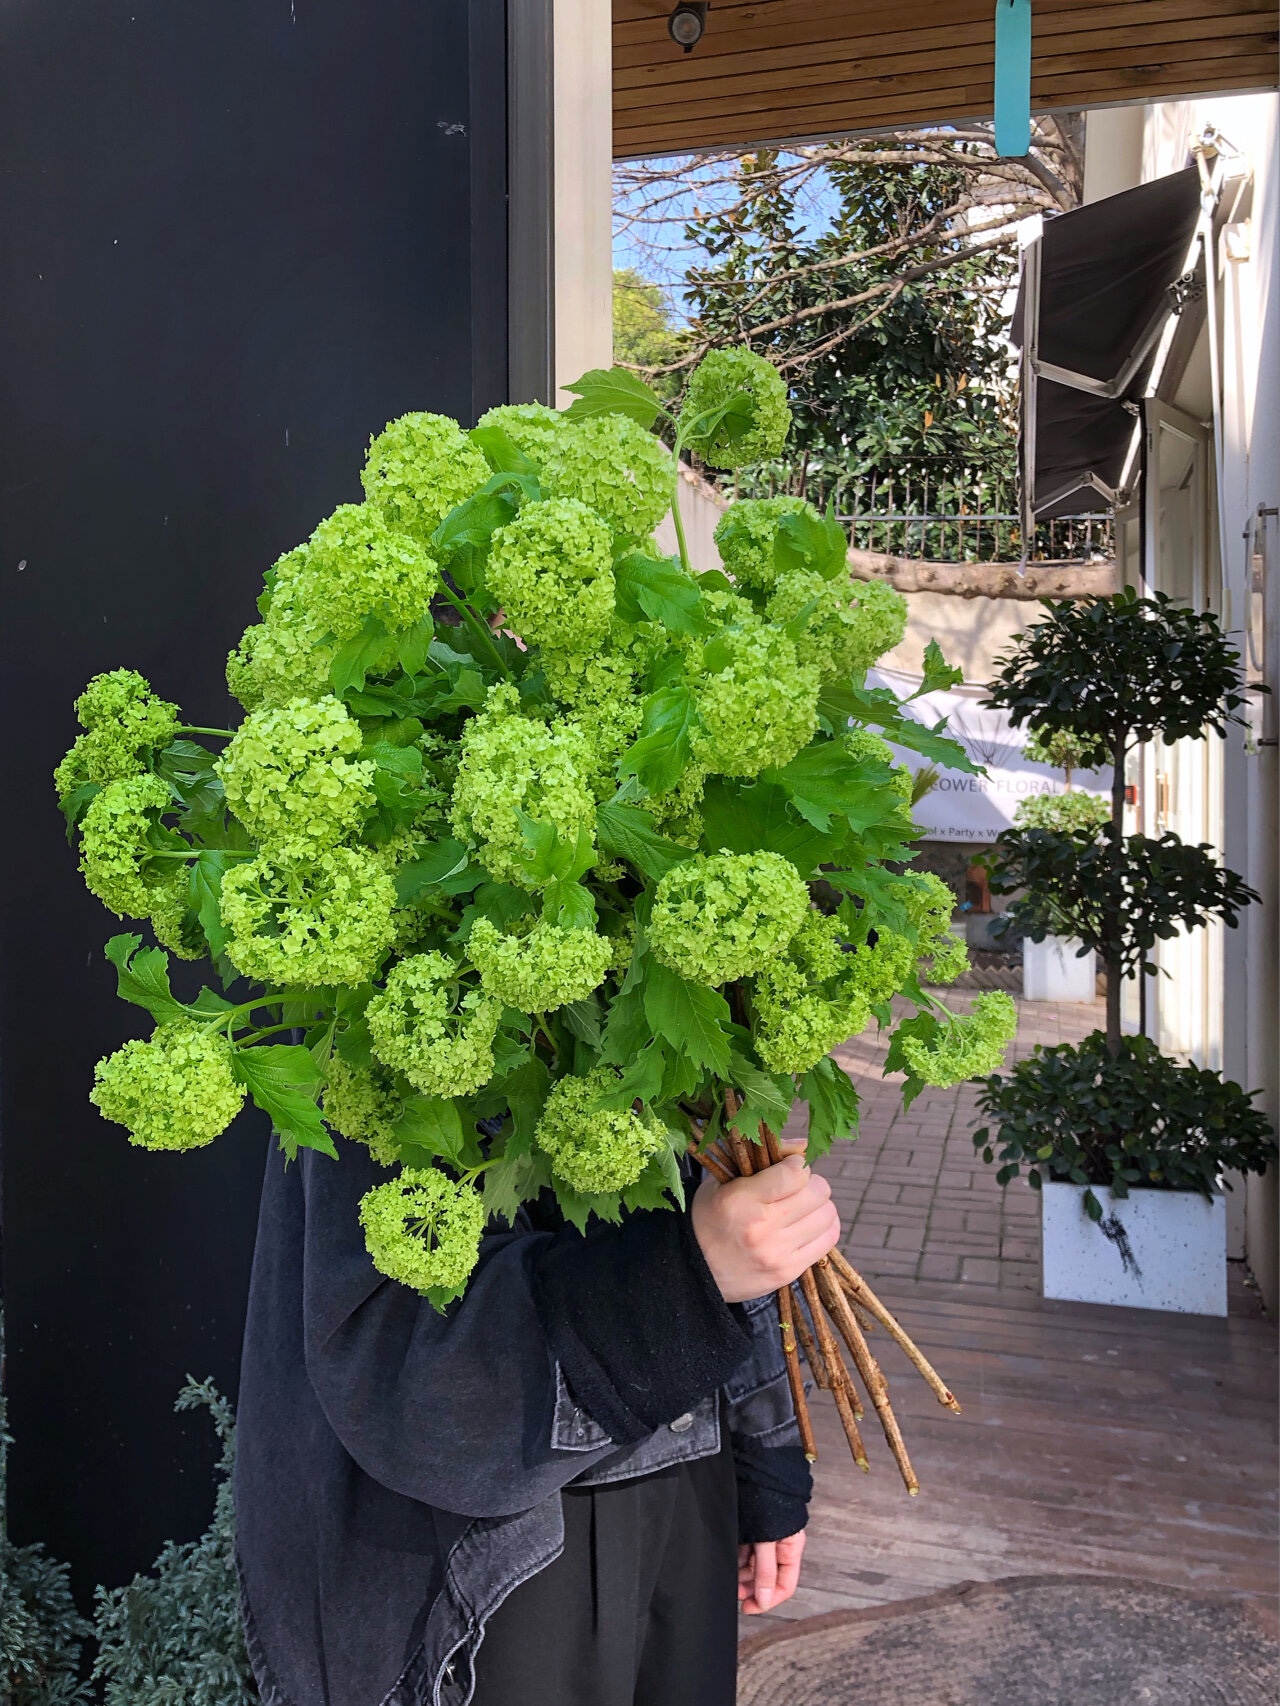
[1023,934,1096,1002]
[1041,1181,1226,1316]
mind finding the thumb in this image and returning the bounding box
[743,1152,811,1201]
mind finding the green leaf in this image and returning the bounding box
[823,682,979,774]
[394,837,473,904]
[729,1052,795,1141]
[60,780,102,841]
[766,740,905,834]
[104,934,188,1025]
[468,423,541,478]
[618,681,698,796]
[483,1148,552,1225]
[561,996,604,1050]
[563,366,664,429]
[330,616,390,698]
[597,801,692,880]
[613,551,708,636]
[543,880,598,932]
[188,850,230,959]
[234,1044,336,1161]
[513,816,596,888]
[917,638,964,698]
[595,1040,667,1108]
[773,504,848,583]
[642,960,732,1074]
[432,483,521,594]
[392,1094,465,1165]
[800,1056,860,1160]
[396,615,435,677]
[699,779,840,874]
[501,1054,552,1148]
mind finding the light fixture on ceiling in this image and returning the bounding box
[668,2,708,53]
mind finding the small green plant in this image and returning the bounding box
[973,1031,1278,1221]
[91,1380,257,1706]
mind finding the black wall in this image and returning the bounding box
[0,0,507,1597]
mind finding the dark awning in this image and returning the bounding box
[1016,167,1203,520]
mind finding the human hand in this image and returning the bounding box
[738,1531,807,1614]
[691,1147,840,1304]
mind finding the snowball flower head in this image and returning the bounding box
[78,773,173,918]
[366,952,501,1098]
[91,1022,245,1151]
[534,1067,663,1195]
[767,572,908,681]
[321,1055,403,1167]
[752,911,871,1074]
[450,685,597,888]
[487,499,615,655]
[55,668,179,800]
[692,625,819,778]
[359,1168,488,1295]
[361,412,490,544]
[225,563,336,712]
[905,872,969,985]
[217,695,375,852]
[649,851,809,986]
[220,846,397,987]
[146,866,203,960]
[475,402,565,464]
[678,349,791,469]
[468,917,613,1012]
[900,992,1017,1086]
[540,414,673,541]
[287,504,437,642]
[713,496,812,594]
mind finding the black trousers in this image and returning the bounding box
[469,1442,739,1706]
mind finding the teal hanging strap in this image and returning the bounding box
[994,0,1032,157]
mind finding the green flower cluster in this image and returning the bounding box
[752,912,872,1074]
[449,685,596,887]
[217,696,374,852]
[650,852,809,986]
[220,846,396,987]
[468,917,613,1013]
[78,773,174,918]
[900,992,1018,1087]
[488,499,615,655]
[361,411,490,543]
[91,1023,245,1151]
[768,572,907,681]
[906,873,970,985]
[534,1067,663,1194]
[366,953,501,1098]
[358,1168,488,1294]
[55,669,179,800]
[679,349,791,469]
[540,414,673,540]
[475,402,564,461]
[713,496,810,593]
[692,625,819,777]
[321,1055,402,1167]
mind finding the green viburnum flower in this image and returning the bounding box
[767,572,908,681]
[475,402,564,463]
[226,570,336,712]
[288,503,437,642]
[650,851,809,986]
[900,992,1017,1087]
[545,651,643,797]
[645,761,708,848]
[845,926,916,1006]
[678,349,791,470]
[468,916,613,1012]
[488,499,615,655]
[361,412,490,544]
[449,684,597,888]
[713,496,811,594]
[692,625,819,778]
[540,415,673,541]
[220,846,397,987]
[91,1022,245,1151]
[78,773,173,918]
[752,911,871,1074]
[146,866,203,961]
[366,952,501,1098]
[217,695,375,852]
[322,1055,402,1167]
[906,873,969,985]
[534,1067,664,1195]
[359,1168,488,1295]
[55,668,180,800]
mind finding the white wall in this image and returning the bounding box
[553,0,614,401]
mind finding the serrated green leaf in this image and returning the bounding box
[188,849,230,959]
[394,837,472,904]
[563,366,664,429]
[729,1052,795,1141]
[392,1094,465,1164]
[618,681,697,796]
[772,503,848,583]
[613,551,708,636]
[917,638,964,697]
[766,740,905,834]
[800,1055,860,1159]
[468,423,541,478]
[60,780,102,841]
[104,934,188,1025]
[699,778,839,874]
[642,960,732,1074]
[330,616,390,698]
[396,615,435,677]
[483,1148,552,1225]
[597,802,692,880]
[234,1044,336,1161]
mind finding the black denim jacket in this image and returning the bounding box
[235,1140,809,1706]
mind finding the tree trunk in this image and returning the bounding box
[1105,735,1128,1059]
[847,550,1116,601]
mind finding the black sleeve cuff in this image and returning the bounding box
[733,1438,813,1545]
[531,1200,754,1446]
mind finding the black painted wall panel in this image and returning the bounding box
[0,0,507,1596]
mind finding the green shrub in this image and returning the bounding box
[0,1539,91,1705]
[973,1030,1277,1220]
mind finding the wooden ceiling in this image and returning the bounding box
[614,0,1279,157]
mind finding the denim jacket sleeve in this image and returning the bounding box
[723,1291,814,1543]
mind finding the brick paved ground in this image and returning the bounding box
[785,994,1105,1294]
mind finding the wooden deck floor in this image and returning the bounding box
[757,1275,1279,1638]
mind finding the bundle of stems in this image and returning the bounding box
[690,1091,961,1494]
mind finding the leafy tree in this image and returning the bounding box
[612,268,685,373]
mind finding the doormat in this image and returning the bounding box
[737,1576,1278,1706]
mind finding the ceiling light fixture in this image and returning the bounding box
[668,2,708,53]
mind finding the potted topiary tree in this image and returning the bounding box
[975,590,1276,1314]
[1011,727,1109,1002]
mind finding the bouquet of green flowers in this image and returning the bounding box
[58,351,1014,1480]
